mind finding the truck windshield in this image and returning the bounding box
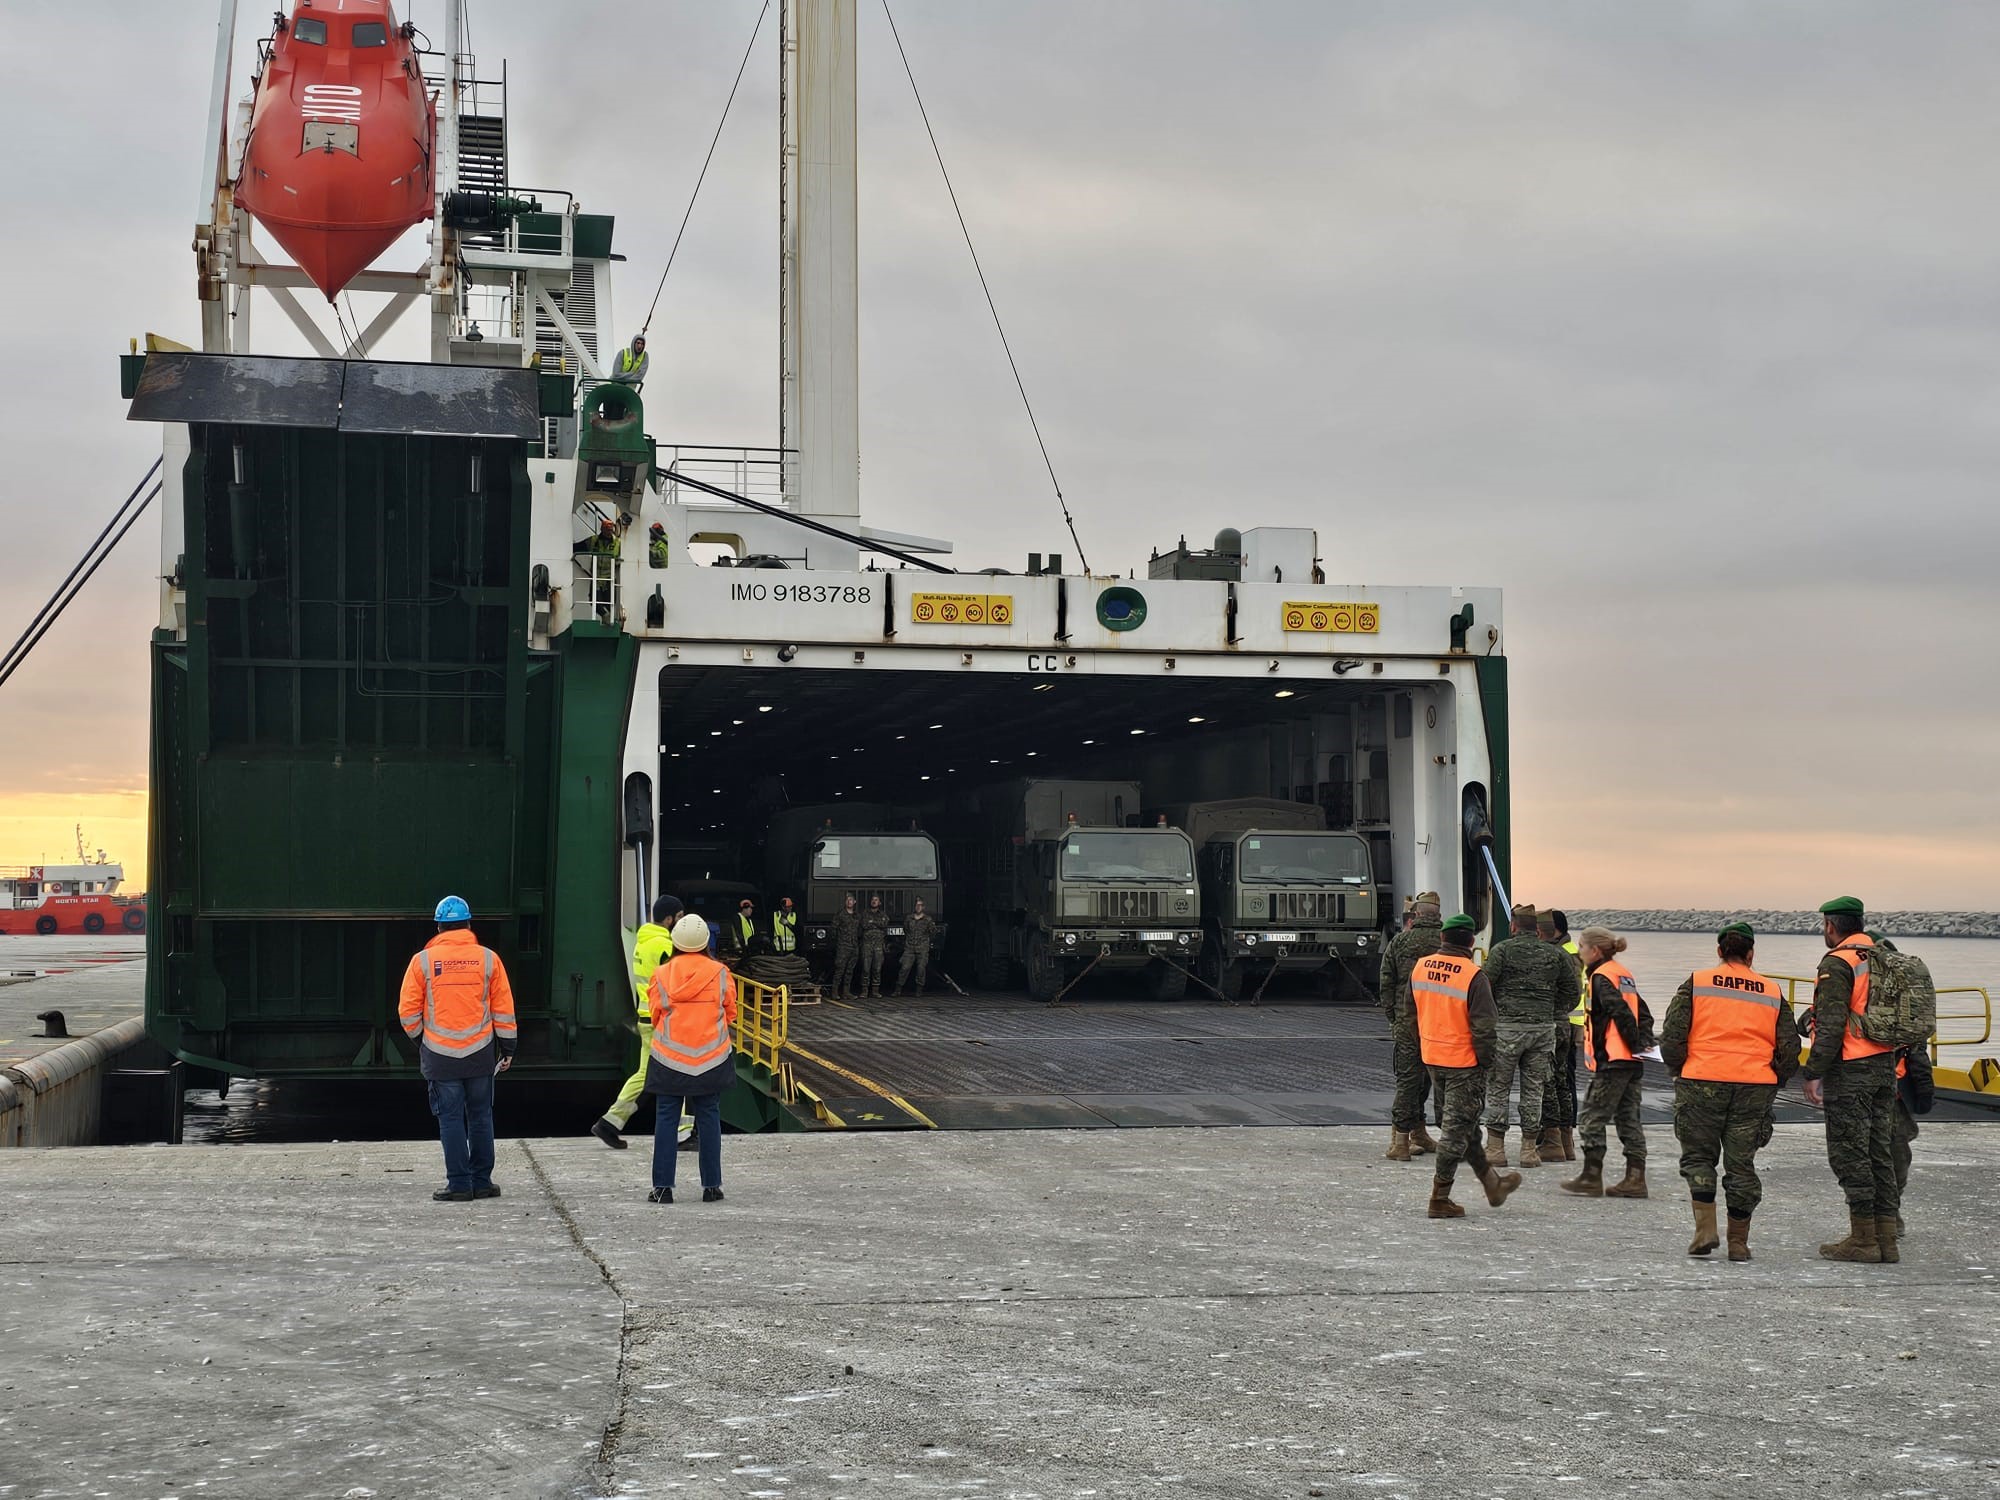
[812,836,937,881]
[1239,834,1372,884]
[1060,832,1193,883]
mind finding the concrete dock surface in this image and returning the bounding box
[0,941,144,1068]
[2,1123,1996,1500]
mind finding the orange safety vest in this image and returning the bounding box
[647,952,738,1078]
[398,929,518,1059]
[1584,959,1643,1071]
[1682,962,1784,1084]
[1829,935,1890,1062]
[1412,951,1480,1068]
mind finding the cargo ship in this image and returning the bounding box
[130,1,1512,1127]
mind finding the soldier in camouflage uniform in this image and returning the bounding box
[1479,903,1569,1168]
[1533,909,1585,1162]
[1379,892,1444,1161]
[891,898,937,996]
[1418,914,1522,1218]
[1660,922,1799,1261]
[1802,897,1901,1264]
[859,894,891,999]
[829,893,862,1000]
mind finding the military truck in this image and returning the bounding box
[1158,798,1380,1002]
[950,779,1201,1001]
[762,803,944,974]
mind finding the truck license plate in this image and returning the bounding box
[888,927,905,936]
[1264,931,1299,942]
[1139,930,1174,942]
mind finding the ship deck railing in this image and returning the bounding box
[1771,972,1995,1098]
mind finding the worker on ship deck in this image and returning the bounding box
[607,334,648,388]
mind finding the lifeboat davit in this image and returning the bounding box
[234,0,435,301]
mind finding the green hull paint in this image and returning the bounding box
[1475,654,1512,912]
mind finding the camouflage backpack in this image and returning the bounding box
[1847,941,1937,1050]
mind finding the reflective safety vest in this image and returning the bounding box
[1682,962,1784,1084]
[736,912,758,947]
[1829,935,1890,1062]
[1412,952,1480,1068]
[647,953,737,1077]
[630,924,675,1019]
[1563,938,1587,1025]
[1585,960,1643,1071]
[399,930,518,1059]
[619,347,644,375]
[773,910,797,953]
[648,536,670,569]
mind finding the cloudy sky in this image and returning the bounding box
[1,1,1994,909]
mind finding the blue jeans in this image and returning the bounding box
[428,1073,496,1192]
[652,1091,722,1192]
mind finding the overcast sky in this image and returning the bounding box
[1,1,1995,909]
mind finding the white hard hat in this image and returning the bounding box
[671,913,711,951]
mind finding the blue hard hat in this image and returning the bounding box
[434,895,472,923]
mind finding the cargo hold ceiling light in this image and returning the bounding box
[1187,716,1206,723]
[1274,689,1296,699]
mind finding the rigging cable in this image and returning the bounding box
[0,464,165,691]
[343,292,369,356]
[879,0,1090,574]
[637,0,772,340]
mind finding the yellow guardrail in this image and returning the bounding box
[1769,974,1994,1087]
[731,974,847,1125]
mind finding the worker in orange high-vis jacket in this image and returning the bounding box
[1659,922,1800,1262]
[644,912,739,1204]
[1801,896,1899,1264]
[399,895,518,1202]
[1414,913,1522,1219]
[1561,926,1654,1200]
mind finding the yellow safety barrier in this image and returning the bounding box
[731,973,795,1100]
[1770,974,1995,1090]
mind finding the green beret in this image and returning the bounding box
[1717,921,1754,943]
[1819,896,1864,918]
[1441,913,1477,936]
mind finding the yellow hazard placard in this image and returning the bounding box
[1282,601,1379,634]
[911,592,1013,626]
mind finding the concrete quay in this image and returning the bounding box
[1,1122,1996,1499]
[0,948,148,1147]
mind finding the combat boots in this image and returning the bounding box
[1560,1149,1605,1197]
[1605,1162,1648,1199]
[1385,1127,1412,1162]
[1559,1127,1577,1162]
[1875,1216,1901,1265]
[1818,1210,1882,1263]
[1686,1200,1721,1257]
[1480,1166,1523,1207]
[1536,1126,1563,1161]
[1726,1214,1753,1262]
[1427,1178,1465,1219]
[1517,1135,1542,1169]
[1484,1128,1508,1167]
[1407,1123,1438,1155]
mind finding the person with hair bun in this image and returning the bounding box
[1659,922,1799,1261]
[1561,926,1654,1200]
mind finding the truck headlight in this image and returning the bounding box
[1177,932,1190,945]
[1242,932,1257,945]
[1063,932,1078,947]
[1356,933,1371,947]
[813,928,827,940]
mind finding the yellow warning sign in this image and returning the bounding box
[1281,601,1380,634]
[911,592,1014,626]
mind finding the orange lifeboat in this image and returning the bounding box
[234,0,435,301]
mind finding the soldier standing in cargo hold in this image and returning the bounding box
[829,893,861,999]
[1380,891,1443,1161]
[891,897,936,996]
[1659,922,1799,1261]
[1414,914,1521,1218]
[1479,903,1569,1168]
[1802,896,1900,1264]
[860,894,890,998]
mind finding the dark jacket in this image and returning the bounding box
[1899,1047,1935,1116]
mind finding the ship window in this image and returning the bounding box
[293,17,327,44]
[352,21,388,47]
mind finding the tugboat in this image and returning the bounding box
[233,0,435,300]
[0,831,144,936]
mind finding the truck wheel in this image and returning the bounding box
[1204,951,1244,1003]
[122,908,147,933]
[34,915,58,935]
[83,912,106,934]
[1149,961,1190,1002]
[1026,937,1063,1003]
